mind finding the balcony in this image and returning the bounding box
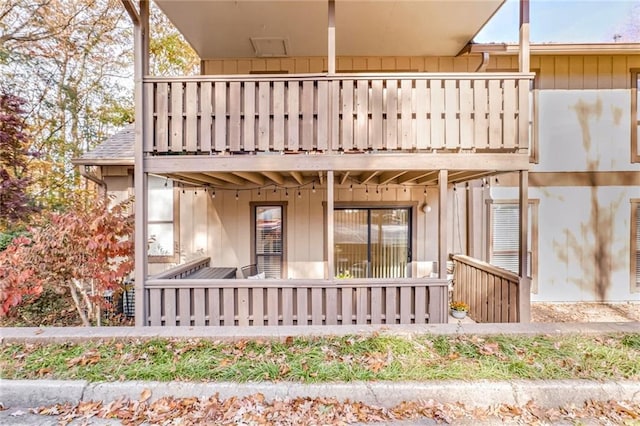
[142,72,533,157]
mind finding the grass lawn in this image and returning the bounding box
[1,333,639,383]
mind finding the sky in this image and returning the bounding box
[475,0,640,43]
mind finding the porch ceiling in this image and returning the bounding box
[155,169,500,190]
[154,0,505,59]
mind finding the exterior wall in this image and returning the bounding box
[175,184,464,280]
[488,53,640,303]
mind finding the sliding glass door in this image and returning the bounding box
[334,208,411,278]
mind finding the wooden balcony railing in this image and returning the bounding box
[450,254,521,323]
[143,73,532,155]
[145,277,449,326]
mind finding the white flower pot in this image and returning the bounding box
[451,310,467,319]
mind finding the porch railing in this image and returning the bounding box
[450,254,520,323]
[144,277,448,326]
[143,72,532,155]
[151,257,210,279]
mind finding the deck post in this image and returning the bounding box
[328,0,335,75]
[519,0,530,73]
[133,0,150,327]
[518,170,531,322]
[438,170,448,280]
[327,171,334,279]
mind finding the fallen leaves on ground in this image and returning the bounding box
[31,394,640,426]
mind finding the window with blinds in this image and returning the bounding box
[254,205,284,278]
[489,201,538,291]
[334,207,411,278]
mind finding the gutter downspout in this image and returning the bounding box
[79,165,107,197]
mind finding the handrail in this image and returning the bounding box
[150,257,211,280]
[450,254,519,282]
[146,277,449,289]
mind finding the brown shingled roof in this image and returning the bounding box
[72,124,134,166]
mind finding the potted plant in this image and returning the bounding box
[450,300,469,319]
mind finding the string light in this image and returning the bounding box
[423,187,427,196]
[494,177,500,186]
[349,183,353,191]
[297,190,302,198]
[465,182,470,191]
[235,190,239,200]
[376,186,379,194]
[312,182,316,193]
[365,185,369,194]
[212,189,216,199]
[164,178,169,187]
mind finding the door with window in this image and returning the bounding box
[253,204,285,278]
[334,207,411,278]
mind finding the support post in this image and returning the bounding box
[133,0,150,327]
[438,170,448,280]
[326,171,335,279]
[518,170,531,322]
[519,0,530,73]
[328,0,336,75]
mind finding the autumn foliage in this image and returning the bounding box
[0,195,133,325]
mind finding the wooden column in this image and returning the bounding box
[326,171,335,279]
[328,0,336,75]
[519,0,530,73]
[518,170,531,322]
[438,170,448,279]
[133,0,150,327]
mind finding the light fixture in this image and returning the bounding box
[421,202,432,213]
[312,182,316,193]
[349,184,353,192]
[211,189,216,199]
[235,190,239,200]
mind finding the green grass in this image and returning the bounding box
[1,333,639,383]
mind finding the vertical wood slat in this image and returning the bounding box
[370,80,383,150]
[238,288,249,326]
[149,289,161,326]
[170,82,183,152]
[341,286,353,324]
[258,81,270,151]
[143,83,155,152]
[330,80,340,150]
[222,288,234,326]
[214,82,227,152]
[185,82,198,152]
[444,79,459,149]
[414,286,426,324]
[193,288,207,326]
[229,82,241,151]
[200,82,212,153]
[356,288,368,324]
[518,78,530,152]
[253,287,264,325]
[473,80,488,148]
[208,288,220,326]
[317,81,328,151]
[311,288,323,325]
[156,82,168,153]
[400,286,412,324]
[502,79,516,149]
[282,288,294,325]
[287,81,300,151]
[370,287,382,324]
[430,80,444,149]
[488,79,503,149]
[400,79,413,150]
[296,287,308,325]
[244,82,256,151]
[302,81,314,150]
[179,288,191,326]
[385,80,398,150]
[267,288,279,325]
[385,287,397,324]
[165,289,176,326]
[325,287,338,325]
[355,80,368,150]
[459,80,473,149]
[273,81,285,151]
[414,79,428,150]
[341,80,354,150]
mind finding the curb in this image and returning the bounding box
[2,379,639,410]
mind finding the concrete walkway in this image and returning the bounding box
[1,322,639,424]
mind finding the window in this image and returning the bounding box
[334,207,411,278]
[252,203,286,278]
[632,70,639,163]
[487,200,538,292]
[148,175,179,262]
[631,200,640,292]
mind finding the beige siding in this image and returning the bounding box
[202,54,640,91]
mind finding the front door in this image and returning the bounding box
[334,207,411,278]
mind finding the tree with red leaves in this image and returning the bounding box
[0,93,35,230]
[0,195,133,325]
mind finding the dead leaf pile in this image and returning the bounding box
[31,389,640,426]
